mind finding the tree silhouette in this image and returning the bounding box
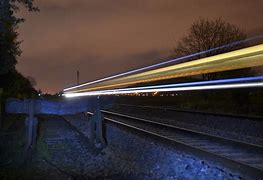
[173,18,250,80]
[0,71,37,98]
[0,0,38,75]
[0,0,38,99]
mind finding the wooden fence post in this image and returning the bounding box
[24,99,38,162]
[90,96,106,148]
[89,112,96,146]
[95,96,106,148]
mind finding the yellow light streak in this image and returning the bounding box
[66,44,263,93]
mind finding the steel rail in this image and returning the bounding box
[101,110,263,177]
[114,103,263,120]
[101,109,263,148]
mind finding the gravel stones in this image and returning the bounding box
[59,114,244,179]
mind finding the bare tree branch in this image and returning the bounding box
[173,18,249,80]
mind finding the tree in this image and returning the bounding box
[173,18,255,112]
[0,0,38,105]
[173,18,249,80]
[27,76,37,87]
[0,71,37,99]
[0,0,38,75]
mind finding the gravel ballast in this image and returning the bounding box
[59,114,246,179]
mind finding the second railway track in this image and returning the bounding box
[101,109,263,178]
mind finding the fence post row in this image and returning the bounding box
[24,99,38,162]
[89,96,107,148]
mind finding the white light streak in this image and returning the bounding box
[63,35,263,92]
[80,76,263,93]
[64,82,263,98]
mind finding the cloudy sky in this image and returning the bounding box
[17,0,263,93]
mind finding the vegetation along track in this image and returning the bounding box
[101,109,263,178]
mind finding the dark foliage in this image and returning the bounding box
[0,20,19,75]
[0,0,38,98]
[0,71,37,99]
[0,0,38,75]
[174,18,246,57]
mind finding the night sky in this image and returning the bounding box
[17,0,263,93]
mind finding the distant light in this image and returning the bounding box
[153,91,159,96]
[38,94,41,96]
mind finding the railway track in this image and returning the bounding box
[114,103,263,119]
[101,109,263,178]
[109,103,263,147]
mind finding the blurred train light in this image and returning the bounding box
[64,39,263,93]
[153,91,159,96]
[64,81,263,98]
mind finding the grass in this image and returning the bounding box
[0,115,29,179]
[0,115,51,179]
[0,115,25,163]
[1,114,25,131]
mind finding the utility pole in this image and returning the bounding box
[77,70,79,90]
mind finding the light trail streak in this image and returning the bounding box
[64,35,263,92]
[64,81,263,98]
[66,44,263,93]
[84,76,263,92]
